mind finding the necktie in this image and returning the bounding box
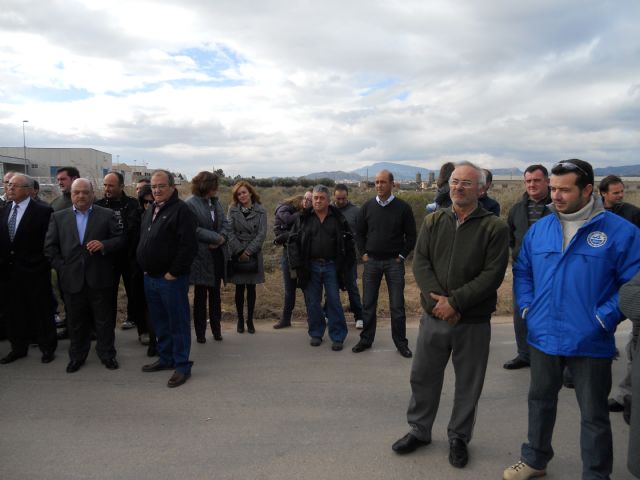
[8,204,18,241]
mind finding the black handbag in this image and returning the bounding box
[229,254,259,274]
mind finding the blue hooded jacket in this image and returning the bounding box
[514,197,640,358]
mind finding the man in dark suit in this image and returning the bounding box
[45,178,124,373]
[0,174,57,364]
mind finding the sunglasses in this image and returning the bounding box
[142,199,153,205]
[552,161,589,177]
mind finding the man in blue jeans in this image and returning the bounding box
[352,170,416,358]
[136,170,197,388]
[287,185,356,351]
[503,159,640,480]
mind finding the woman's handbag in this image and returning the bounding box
[229,254,259,274]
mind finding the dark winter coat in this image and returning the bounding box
[185,195,229,286]
[273,202,300,246]
[286,205,356,290]
[227,203,267,285]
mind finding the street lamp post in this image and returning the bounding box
[22,120,29,174]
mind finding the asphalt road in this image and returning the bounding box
[0,318,634,480]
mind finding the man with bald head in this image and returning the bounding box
[392,162,509,469]
[0,174,57,364]
[96,171,144,333]
[45,178,124,373]
[353,169,417,357]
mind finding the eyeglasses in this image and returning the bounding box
[448,179,476,189]
[150,184,169,190]
[552,161,589,177]
[142,199,153,205]
[7,183,29,189]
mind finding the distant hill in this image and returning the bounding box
[350,162,430,181]
[302,170,363,181]
[594,165,640,177]
[306,161,431,182]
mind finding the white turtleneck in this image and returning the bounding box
[557,197,595,251]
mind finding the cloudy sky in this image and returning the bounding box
[1,0,638,177]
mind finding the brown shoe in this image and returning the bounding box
[167,370,191,388]
[141,360,173,373]
[273,321,291,329]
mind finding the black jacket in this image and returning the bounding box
[507,191,552,261]
[607,202,640,228]
[95,192,141,261]
[136,189,198,278]
[286,205,356,289]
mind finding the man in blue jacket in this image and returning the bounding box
[503,159,640,480]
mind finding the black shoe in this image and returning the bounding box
[247,323,255,334]
[398,346,413,358]
[273,321,291,329]
[167,371,191,388]
[310,337,322,347]
[608,398,624,412]
[213,334,223,341]
[0,351,27,364]
[142,360,174,372]
[196,337,206,344]
[102,358,119,370]
[392,433,430,454]
[503,357,530,370]
[331,342,343,351]
[41,352,55,364]
[237,325,244,333]
[448,438,468,468]
[66,360,84,373]
[352,342,371,353]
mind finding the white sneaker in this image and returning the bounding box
[355,320,364,329]
[503,461,546,480]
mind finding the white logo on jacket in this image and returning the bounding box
[587,231,607,248]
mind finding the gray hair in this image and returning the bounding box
[454,161,486,187]
[10,174,34,188]
[312,184,330,197]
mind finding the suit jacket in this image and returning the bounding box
[0,199,53,284]
[45,204,125,294]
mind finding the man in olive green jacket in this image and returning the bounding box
[392,161,509,470]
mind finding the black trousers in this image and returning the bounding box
[65,285,115,362]
[110,256,145,330]
[5,271,57,355]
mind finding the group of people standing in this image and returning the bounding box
[1,159,639,478]
[0,168,270,388]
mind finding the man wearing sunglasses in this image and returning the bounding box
[504,159,640,480]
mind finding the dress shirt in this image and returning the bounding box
[74,205,93,244]
[376,194,396,207]
[8,196,31,232]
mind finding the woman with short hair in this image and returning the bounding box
[185,171,229,343]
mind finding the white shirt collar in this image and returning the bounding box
[376,194,395,207]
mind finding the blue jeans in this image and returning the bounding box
[144,274,192,374]
[280,251,297,324]
[303,261,347,343]
[360,257,407,348]
[323,262,363,321]
[521,346,612,479]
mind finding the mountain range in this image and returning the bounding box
[304,162,640,181]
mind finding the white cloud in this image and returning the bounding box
[0,0,639,177]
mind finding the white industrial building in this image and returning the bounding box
[0,147,112,184]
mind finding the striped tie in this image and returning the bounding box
[8,204,18,241]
